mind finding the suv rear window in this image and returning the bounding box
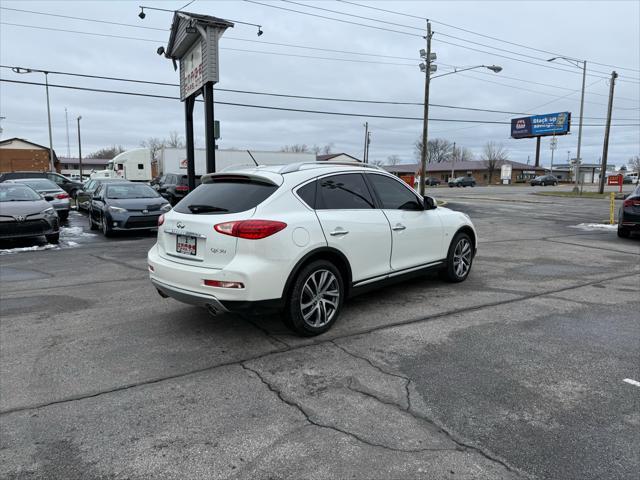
[173,178,277,215]
[178,175,201,186]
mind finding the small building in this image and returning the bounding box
[0,137,59,173]
[545,163,615,184]
[383,160,545,186]
[316,153,361,163]
[58,157,110,179]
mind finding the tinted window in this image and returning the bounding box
[367,174,423,210]
[173,177,278,215]
[106,184,159,199]
[317,174,374,210]
[296,181,316,208]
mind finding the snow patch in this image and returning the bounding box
[571,223,618,231]
[0,244,58,255]
[61,226,96,237]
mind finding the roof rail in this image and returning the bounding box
[279,161,382,174]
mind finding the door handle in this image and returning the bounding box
[392,224,406,231]
[330,229,349,236]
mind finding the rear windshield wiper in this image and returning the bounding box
[187,204,229,214]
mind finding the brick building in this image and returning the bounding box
[0,137,59,173]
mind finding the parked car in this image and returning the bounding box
[76,178,129,212]
[0,183,60,243]
[5,178,70,220]
[530,175,559,186]
[152,173,202,206]
[148,163,477,336]
[425,177,441,186]
[0,171,83,197]
[622,175,635,184]
[618,184,640,238]
[89,182,171,237]
[448,176,476,187]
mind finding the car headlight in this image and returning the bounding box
[108,206,127,213]
[160,203,172,212]
[42,207,56,215]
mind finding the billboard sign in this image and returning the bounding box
[511,112,571,139]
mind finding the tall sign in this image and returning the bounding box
[164,11,233,189]
[510,111,571,167]
[511,112,571,139]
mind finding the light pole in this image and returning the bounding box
[77,116,83,181]
[11,67,55,171]
[548,57,586,192]
[418,39,502,195]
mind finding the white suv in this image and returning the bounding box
[148,162,477,336]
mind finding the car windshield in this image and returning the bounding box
[105,184,159,199]
[0,184,42,202]
[13,179,59,191]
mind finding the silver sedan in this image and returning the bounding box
[6,178,71,221]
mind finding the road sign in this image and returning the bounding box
[550,137,558,150]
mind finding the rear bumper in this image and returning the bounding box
[151,278,228,314]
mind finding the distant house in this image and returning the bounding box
[383,160,545,185]
[316,153,361,163]
[0,137,59,173]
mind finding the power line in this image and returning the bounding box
[3,78,638,127]
[337,0,640,74]
[2,11,638,101]
[4,64,636,120]
[242,0,422,38]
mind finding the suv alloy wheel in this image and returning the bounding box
[441,232,473,282]
[285,260,344,336]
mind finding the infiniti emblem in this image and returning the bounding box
[15,215,25,222]
[176,221,185,229]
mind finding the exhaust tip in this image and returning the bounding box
[205,304,222,316]
[156,288,169,298]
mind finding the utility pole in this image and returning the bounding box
[362,122,369,163]
[575,60,587,193]
[366,131,371,164]
[65,108,71,158]
[77,116,83,181]
[419,21,433,196]
[550,135,557,175]
[44,71,55,172]
[451,141,456,180]
[598,71,618,194]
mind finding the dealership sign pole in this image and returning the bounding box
[163,12,233,190]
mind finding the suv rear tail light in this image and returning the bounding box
[56,193,69,199]
[158,214,165,226]
[175,185,189,192]
[204,279,244,289]
[623,198,640,207]
[214,220,287,240]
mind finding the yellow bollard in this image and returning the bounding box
[610,192,615,225]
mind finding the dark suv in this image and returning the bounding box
[448,176,476,187]
[152,173,201,205]
[0,171,83,197]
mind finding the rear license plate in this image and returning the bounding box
[176,235,197,256]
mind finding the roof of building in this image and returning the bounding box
[59,157,110,165]
[383,159,545,173]
[0,137,59,161]
[316,153,361,162]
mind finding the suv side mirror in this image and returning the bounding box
[423,196,437,210]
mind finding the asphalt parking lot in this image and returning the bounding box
[1,185,639,480]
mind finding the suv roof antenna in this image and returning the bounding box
[247,150,259,167]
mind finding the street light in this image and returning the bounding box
[77,116,83,181]
[11,67,55,171]
[418,52,503,195]
[548,56,586,192]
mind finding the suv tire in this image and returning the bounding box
[441,232,474,282]
[102,214,114,237]
[284,260,344,336]
[617,225,630,238]
[46,233,60,244]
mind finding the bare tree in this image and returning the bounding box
[414,138,453,163]
[481,141,509,184]
[166,131,184,148]
[86,145,124,159]
[140,137,165,161]
[629,155,640,173]
[280,144,310,153]
[386,154,401,165]
[452,146,474,162]
[311,143,334,155]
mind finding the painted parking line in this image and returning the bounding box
[622,378,640,387]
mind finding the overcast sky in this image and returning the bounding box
[1,0,639,167]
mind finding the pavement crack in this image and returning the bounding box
[240,363,451,454]
[89,254,148,272]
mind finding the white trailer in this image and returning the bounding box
[157,147,316,176]
[107,148,153,181]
